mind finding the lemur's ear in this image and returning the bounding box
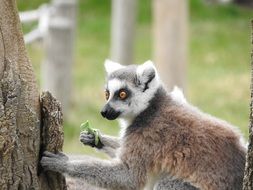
[104,59,125,74]
[136,60,157,90]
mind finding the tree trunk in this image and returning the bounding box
[153,0,188,92]
[234,0,253,8]
[39,91,67,190]
[0,0,66,189]
[110,0,137,65]
[242,20,253,190]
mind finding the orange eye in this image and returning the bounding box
[119,90,127,100]
[105,90,110,100]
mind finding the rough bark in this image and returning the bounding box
[39,91,67,190]
[242,20,253,190]
[0,0,66,189]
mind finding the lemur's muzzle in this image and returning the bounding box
[101,104,121,120]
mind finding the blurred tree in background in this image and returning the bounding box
[234,0,253,7]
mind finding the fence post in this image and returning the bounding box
[110,0,137,65]
[42,0,76,116]
[153,0,188,92]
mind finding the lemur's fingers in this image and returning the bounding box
[43,151,57,158]
[80,130,104,149]
[40,156,52,171]
[80,131,90,135]
[80,133,96,147]
[57,152,69,160]
[80,136,94,143]
[80,133,94,141]
[42,151,69,161]
[41,154,68,173]
[80,132,94,139]
[80,138,95,146]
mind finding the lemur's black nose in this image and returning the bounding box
[101,109,107,118]
[100,104,121,120]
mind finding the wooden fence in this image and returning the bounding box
[19,0,77,116]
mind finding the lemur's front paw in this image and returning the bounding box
[80,131,96,147]
[80,131,104,149]
[40,151,69,173]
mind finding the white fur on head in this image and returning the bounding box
[104,60,162,129]
[136,60,159,85]
[104,59,125,74]
[107,79,124,101]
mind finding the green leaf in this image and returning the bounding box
[93,129,99,146]
[80,120,100,146]
[80,120,89,130]
[80,120,93,133]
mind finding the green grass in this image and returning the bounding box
[18,0,253,156]
[189,0,252,136]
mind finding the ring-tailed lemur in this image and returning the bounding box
[41,60,246,190]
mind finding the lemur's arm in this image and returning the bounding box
[41,152,198,190]
[41,151,137,190]
[80,131,120,158]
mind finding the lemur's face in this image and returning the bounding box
[101,60,161,121]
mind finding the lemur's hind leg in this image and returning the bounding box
[80,131,120,158]
[154,175,198,190]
